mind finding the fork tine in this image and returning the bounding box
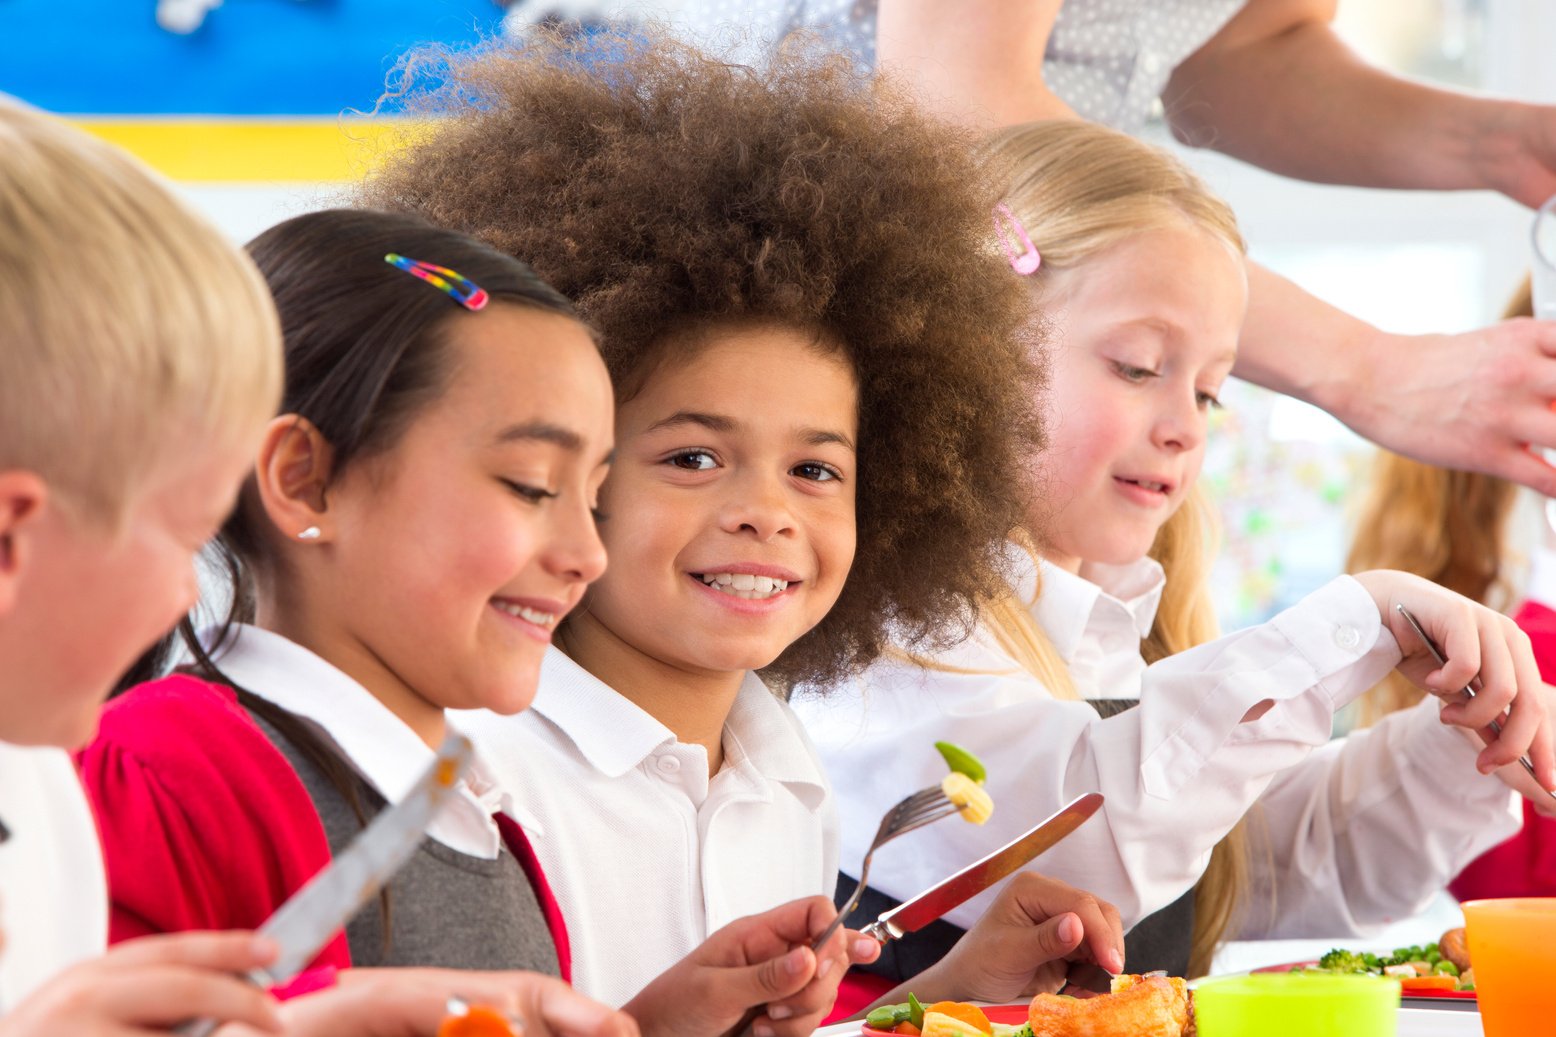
[895,797,958,828]
[890,804,962,840]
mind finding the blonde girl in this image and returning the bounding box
[797,119,1553,981]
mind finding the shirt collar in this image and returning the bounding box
[1028,556,1165,664]
[724,673,830,811]
[206,624,541,837]
[528,647,678,779]
[531,648,829,810]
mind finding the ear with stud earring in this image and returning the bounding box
[297,526,322,541]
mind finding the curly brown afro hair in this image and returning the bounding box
[362,30,1046,689]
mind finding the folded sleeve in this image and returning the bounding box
[75,676,349,971]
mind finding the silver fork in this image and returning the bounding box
[809,784,960,950]
[721,784,960,1037]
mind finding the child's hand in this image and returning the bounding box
[218,968,638,1037]
[0,930,282,1036]
[894,872,1124,1005]
[624,896,879,1037]
[1356,570,1556,789]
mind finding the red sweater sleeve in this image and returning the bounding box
[76,675,350,971]
[1448,601,1556,902]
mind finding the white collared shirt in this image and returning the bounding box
[675,0,1242,133]
[796,548,1517,937]
[0,742,108,1012]
[454,647,835,1007]
[212,625,528,859]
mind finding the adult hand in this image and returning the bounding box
[895,873,1124,1005]
[0,931,282,1037]
[1471,102,1556,210]
[1340,321,1556,498]
[624,896,879,1037]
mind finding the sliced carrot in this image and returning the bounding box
[923,1002,992,1034]
[438,1005,519,1037]
[1399,975,1458,993]
[893,1022,922,1035]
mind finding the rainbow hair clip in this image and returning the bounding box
[993,204,1041,276]
[384,253,490,311]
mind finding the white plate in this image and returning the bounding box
[813,1006,1481,1037]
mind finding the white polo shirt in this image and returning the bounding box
[0,742,108,1012]
[455,647,835,1007]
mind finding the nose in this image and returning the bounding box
[544,495,609,585]
[1151,385,1207,454]
[719,468,797,541]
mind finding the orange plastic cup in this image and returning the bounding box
[1462,898,1556,1035]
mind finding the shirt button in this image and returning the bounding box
[656,754,681,775]
[1334,626,1362,651]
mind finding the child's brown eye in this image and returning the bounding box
[668,450,717,470]
[793,462,840,482]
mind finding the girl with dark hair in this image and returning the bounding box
[77,208,863,1037]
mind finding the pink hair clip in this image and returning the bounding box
[993,204,1041,276]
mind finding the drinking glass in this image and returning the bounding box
[1463,898,1556,1036]
[1193,973,1398,1037]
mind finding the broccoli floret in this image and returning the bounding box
[1318,949,1373,973]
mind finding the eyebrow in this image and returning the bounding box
[495,421,586,452]
[646,411,855,453]
[1110,318,1237,365]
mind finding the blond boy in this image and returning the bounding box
[0,102,639,1037]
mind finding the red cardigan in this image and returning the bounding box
[77,675,571,982]
[1449,600,1556,901]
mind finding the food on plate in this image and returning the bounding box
[865,994,1026,1037]
[1298,928,1474,992]
[934,741,994,824]
[1027,974,1191,1037]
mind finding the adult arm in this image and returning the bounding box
[874,0,1074,126]
[1165,0,1556,206]
[1233,264,1556,498]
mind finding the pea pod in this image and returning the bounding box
[867,1006,909,1030]
[934,741,987,784]
[908,993,926,1029]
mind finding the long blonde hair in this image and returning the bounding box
[1346,280,1528,726]
[980,121,1248,976]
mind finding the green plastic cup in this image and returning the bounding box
[1194,973,1399,1037]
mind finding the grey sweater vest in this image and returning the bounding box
[249,709,561,975]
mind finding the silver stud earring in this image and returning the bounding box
[297,526,322,541]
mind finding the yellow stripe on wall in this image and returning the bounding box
[73,118,423,182]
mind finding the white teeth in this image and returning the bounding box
[697,572,790,599]
[495,601,555,626]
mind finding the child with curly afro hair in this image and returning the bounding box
[364,30,1120,1018]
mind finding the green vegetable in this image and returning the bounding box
[867,1007,908,1030]
[991,1024,1033,1037]
[1317,948,1373,973]
[908,993,926,1030]
[934,742,987,784]
[1433,961,1460,978]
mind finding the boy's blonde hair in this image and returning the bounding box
[983,120,1248,977]
[0,101,282,528]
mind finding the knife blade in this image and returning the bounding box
[860,792,1103,942]
[175,731,476,1037]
